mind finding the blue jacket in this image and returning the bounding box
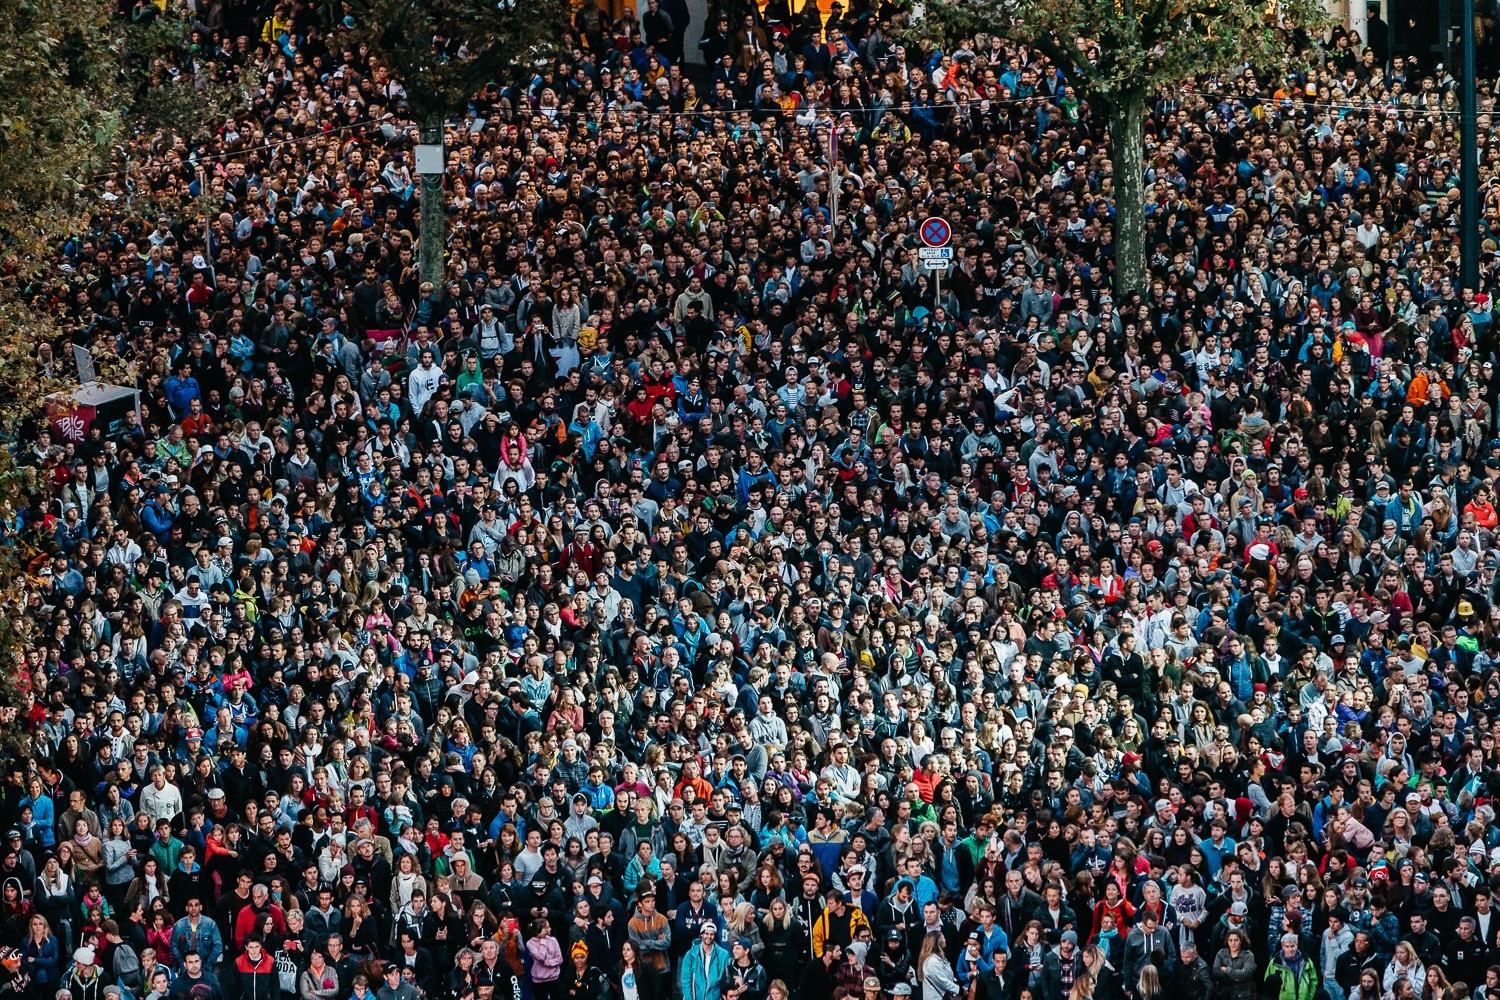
[735,465,774,504]
[165,375,201,417]
[909,873,939,911]
[141,499,174,540]
[22,933,60,986]
[579,780,614,811]
[957,950,994,986]
[679,943,730,1000]
[22,794,56,847]
[973,924,1009,963]
[170,914,224,966]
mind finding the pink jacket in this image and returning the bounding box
[526,935,563,983]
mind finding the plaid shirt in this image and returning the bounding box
[1267,903,1316,956]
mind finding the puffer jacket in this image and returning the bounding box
[234,950,280,1000]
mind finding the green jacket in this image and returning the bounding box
[1265,951,1319,1000]
[959,833,989,866]
[150,836,183,874]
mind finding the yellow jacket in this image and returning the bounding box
[811,903,871,958]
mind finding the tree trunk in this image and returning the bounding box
[1109,92,1147,299]
[418,115,445,289]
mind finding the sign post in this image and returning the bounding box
[920,216,952,301]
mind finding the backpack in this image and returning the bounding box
[114,944,141,989]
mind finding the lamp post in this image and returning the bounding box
[1461,0,1480,292]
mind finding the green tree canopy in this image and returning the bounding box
[352,0,578,118]
[348,0,579,284]
[0,0,241,754]
[913,0,1327,294]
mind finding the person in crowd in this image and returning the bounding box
[4,5,1500,1000]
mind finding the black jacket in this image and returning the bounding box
[875,898,923,950]
[1041,948,1084,1000]
[799,957,838,1000]
[996,892,1040,942]
[1165,955,1213,1000]
[977,969,1017,1000]
[475,961,521,1000]
[1335,945,1382,993]
[720,959,768,1000]
[563,966,608,1000]
[1033,905,1078,945]
[758,915,809,982]
[390,949,434,995]
[877,946,913,989]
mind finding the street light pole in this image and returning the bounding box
[417,117,446,289]
[1462,0,1479,292]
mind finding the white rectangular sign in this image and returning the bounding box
[918,247,952,259]
[925,259,951,271]
[414,143,444,174]
[73,345,97,385]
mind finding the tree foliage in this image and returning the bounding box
[123,14,259,149]
[349,0,580,119]
[0,0,122,672]
[923,0,1326,109]
[0,0,124,258]
[911,0,1327,294]
[0,0,230,755]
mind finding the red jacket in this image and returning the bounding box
[234,903,286,949]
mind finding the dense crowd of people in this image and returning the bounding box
[8,5,1500,1000]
